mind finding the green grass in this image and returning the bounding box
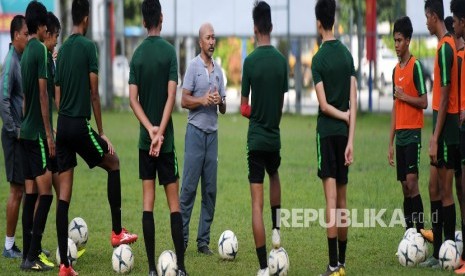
[0,111,458,275]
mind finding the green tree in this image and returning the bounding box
[124,0,141,26]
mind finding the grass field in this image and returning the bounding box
[0,111,459,275]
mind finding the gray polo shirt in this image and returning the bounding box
[0,44,23,138]
[182,55,225,133]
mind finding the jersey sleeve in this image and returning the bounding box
[241,58,251,98]
[413,60,427,96]
[169,48,178,83]
[37,43,48,80]
[88,41,99,75]
[438,42,454,87]
[128,54,137,86]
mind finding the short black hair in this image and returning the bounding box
[46,12,61,34]
[425,0,444,21]
[10,15,26,41]
[142,0,162,30]
[72,0,89,26]
[451,0,465,20]
[445,16,455,34]
[315,0,336,31]
[25,0,47,34]
[253,1,272,35]
[393,16,413,39]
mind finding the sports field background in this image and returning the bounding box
[0,111,458,275]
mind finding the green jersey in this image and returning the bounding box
[55,34,98,119]
[241,45,288,152]
[20,38,48,140]
[47,51,54,130]
[128,36,178,152]
[312,40,356,138]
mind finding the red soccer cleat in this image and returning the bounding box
[111,227,138,247]
[59,264,78,276]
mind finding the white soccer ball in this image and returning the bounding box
[456,231,463,255]
[218,230,238,260]
[112,244,134,274]
[157,250,177,276]
[403,228,417,241]
[397,238,419,267]
[268,247,289,276]
[56,238,78,266]
[411,233,428,263]
[439,240,460,270]
[68,217,88,250]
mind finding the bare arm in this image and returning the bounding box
[394,87,427,109]
[315,82,350,124]
[129,84,159,141]
[388,101,396,167]
[90,72,114,155]
[181,88,213,110]
[345,76,357,166]
[39,78,55,157]
[149,80,177,156]
[54,85,60,111]
[430,85,450,163]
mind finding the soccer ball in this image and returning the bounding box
[397,238,419,267]
[157,250,177,276]
[403,228,417,240]
[456,230,463,255]
[268,247,289,276]
[68,217,88,250]
[410,233,428,263]
[439,240,460,270]
[112,244,134,274]
[218,230,238,260]
[56,238,78,266]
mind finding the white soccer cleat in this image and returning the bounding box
[272,228,281,249]
[256,267,269,276]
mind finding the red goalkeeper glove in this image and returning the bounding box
[240,103,251,118]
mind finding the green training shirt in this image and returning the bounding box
[47,51,54,130]
[312,40,355,138]
[128,36,178,152]
[241,45,288,152]
[20,38,48,140]
[55,34,98,119]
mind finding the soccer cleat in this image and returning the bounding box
[41,248,51,257]
[272,228,281,249]
[38,251,55,268]
[21,258,53,271]
[77,248,86,258]
[338,264,346,276]
[419,256,439,267]
[177,269,189,276]
[59,264,79,276]
[319,265,341,276]
[197,245,213,255]
[111,227,138,247]
[420,228,434,243]
[256,267,269,276]
[455,259,465,274]
[2,243,22,258]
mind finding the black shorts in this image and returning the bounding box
[460,131,465,166]
[139,149,179,185]
[432,140,459,170]
[1,128,24,184]
[21,138,55,180]
[396,143,420,181]
[247,150,281,184]
[317,135,348,184]
[56,115,109,172]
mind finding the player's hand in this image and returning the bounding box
[394,86,406,101]
[52,51,58,61]
[149,134,164,157]
[429,137,438,165]
[344,110,350,125]
[388,145,395,167]
[47,135,55,158]
[100,134,115,155]
[149,126,160,141]
[344,143,353,166]
[212,91,222,105]
[201,89,215,106]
